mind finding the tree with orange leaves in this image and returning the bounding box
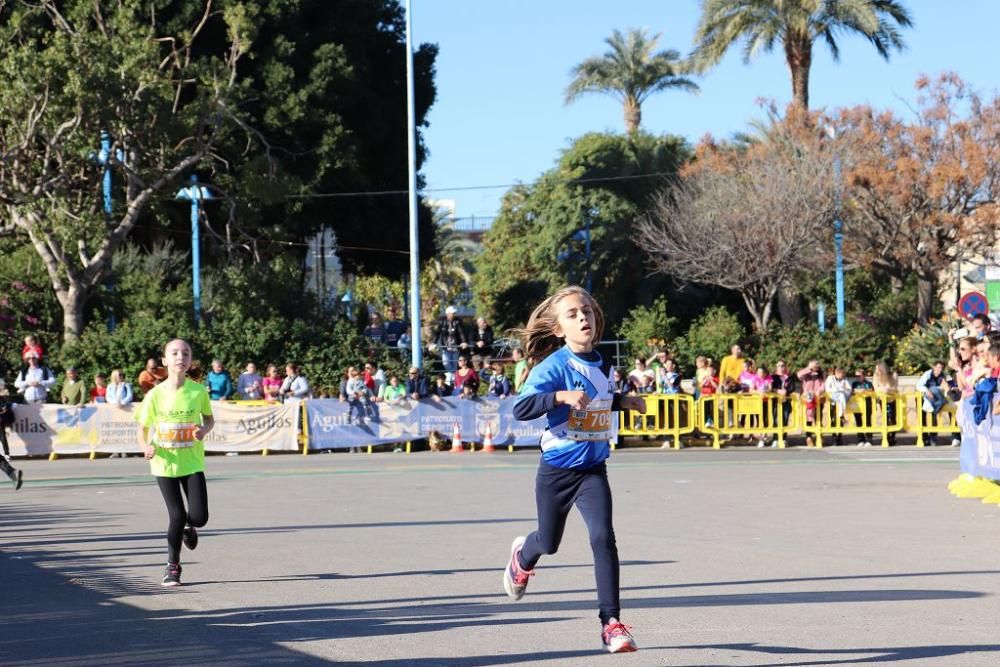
[838,73,1000,324]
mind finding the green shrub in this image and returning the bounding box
[674,306,746,369]
[616,296,677,361]
[755,320,891,373]
[894,316,962,376]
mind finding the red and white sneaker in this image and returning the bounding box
[602,621,638,653]
[502,535,534,600]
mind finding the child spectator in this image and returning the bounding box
[459,376,480,400]
[825,367,852,446]
[512,347,529,394]
[378,374,408,403]
[694,356,709,399]
[656,359,681,394]
[872,361,899,446]
[262,364,282,403]
[917,361,949,446]
[737,359,756,393]
[60,367,87,406]
[91,374,108,403]
[488,362,512,398]
[21,335,44,363]
[635,373,656,395]
[700,363,720,428]
[628,358,654,391]
[345,367,378,425]
[430,374,452,399]
[204,360,233,401]
[472,354,491,387]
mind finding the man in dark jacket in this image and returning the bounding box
[471,317,494,353]
[433,306,467,382]
[405,367,430,400]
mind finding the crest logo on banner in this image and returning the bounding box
[475,400,501,441]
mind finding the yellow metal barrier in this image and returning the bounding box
[697,393,800,449]
[801,391,906,448]
[904,391,960,447]
[617,394,696,449]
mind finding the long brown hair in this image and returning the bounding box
[511,285,604,363]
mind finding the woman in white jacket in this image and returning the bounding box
[105,369,134,407]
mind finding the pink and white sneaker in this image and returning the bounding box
[602,621,638,653]
[502,535,534,600]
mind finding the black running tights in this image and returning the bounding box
[156,472,209,564]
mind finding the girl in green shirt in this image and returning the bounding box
[135,339,215,587]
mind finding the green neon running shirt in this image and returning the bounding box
[134,378,213,478]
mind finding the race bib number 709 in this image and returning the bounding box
[565,399,614,442]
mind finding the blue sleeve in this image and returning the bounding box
[513,357,563,421]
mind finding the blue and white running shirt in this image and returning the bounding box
[513,345,619,469]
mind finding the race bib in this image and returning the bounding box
[565,399,614,441]
[156,422,199,449]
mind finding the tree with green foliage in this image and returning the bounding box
[473,132,690,332]
[692,0,913,109]
[0,1,252,342]
[566,28,698,133]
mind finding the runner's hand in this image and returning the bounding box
[557,391,590,410]
[142,444,155,460]
[621,395,647,413]
[193,426,207,440]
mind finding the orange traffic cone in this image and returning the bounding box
[450,421,464,453]
[481,423,496,453]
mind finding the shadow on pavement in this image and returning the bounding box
[673,641,1000,666]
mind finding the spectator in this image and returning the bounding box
[700,363,720,427]
[917,361,949,446]
[430,374,452,399]
[21,335,44,363]
[378,374,408,403]
[612,367,632,394]
[60,367,87,406]
[646,349,671,388]
[406,367,430,400]
[719,344,745,389]
[512,347,529,395]
[950,336,978,400]
[851,368,875,447]
[396,325,412,351]
[628,358,654,390]
[770,360,794,431]
[738,359,757,393]
[205,359,234,401]
[432,305,467,383]
[971,312,993,339]
[138,358,167,395]
[487,361,512,398]
[236,363,264,400]
[362,362,385,395]
[344,366,378,425]
[459,377,480,400]
[635,373,656,395]
[825,367,852,446]
[90,374,108,404]
[15,352,55,404]
[279,363,311,400]
[363,312,387,345]
[105,369,134,407]
[471,317,494,352]
[338,367,355,403]
[453,355,479,396]
[262,364,283,403]
[872,361,900,446]
[656,359,681,395]
[797,360,825,447]
[472,354,490,390]
[694,356,710,399]
[753,364,773,447]
[384,305,407,347]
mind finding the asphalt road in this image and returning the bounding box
[2,445,998,666]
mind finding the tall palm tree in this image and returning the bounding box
[566,28,699,134]
[692,0,913,109]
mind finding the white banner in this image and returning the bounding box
[5,401,300,455]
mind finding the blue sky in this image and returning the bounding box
[416,0,1000,219]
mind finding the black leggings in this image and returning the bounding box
[519,460,620,625]
[156,473,209,564]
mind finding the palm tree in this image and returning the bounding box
[566,28,699,134]
[692,0,913,110]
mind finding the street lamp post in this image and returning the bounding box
[404,0,423,369]
[175,176,213,325]
[97,130,123,332]
[828,126,846,329]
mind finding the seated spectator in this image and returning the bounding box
[363,312,387,345]
[378,374,408,403]
[851,368,875,447]
[345,366,378,424]
[487,361,511,398]
[279,363,311,400]
[237,362,264,400]
[60,367,87,406]
[628,358,654,391]
[138,358,167,394]
[262,364,283,402]
[453,355,479,396]
[656,358,682,395]
[430,374,452,399]
[90,374,108,403]
[797,360,825,447]
[825,368,852,447]
[22,335,44,363]
[406,367,430,400]
[205,359,234,401]
[105,369,134,407]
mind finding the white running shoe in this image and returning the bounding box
[602,621,638,653]
[502,536,533,600]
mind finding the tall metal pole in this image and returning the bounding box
[832,137,846,329]
[176,176,210,325]
[405,0,423,368]
[99,130,116,331]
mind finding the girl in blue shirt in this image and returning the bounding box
[502,285,646,654]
